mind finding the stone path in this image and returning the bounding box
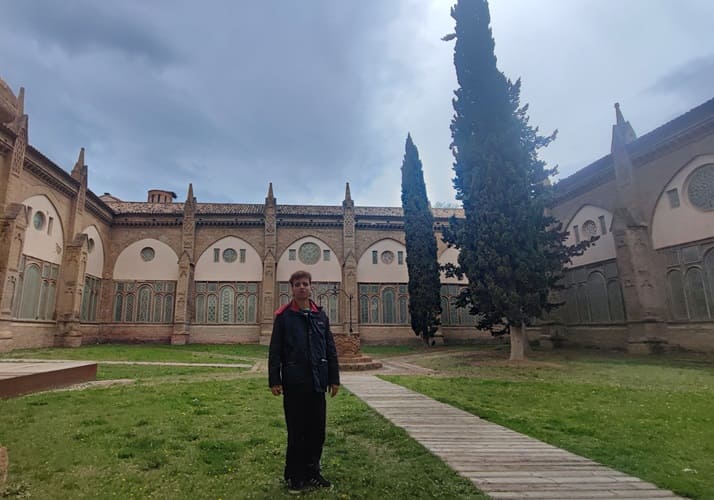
[341,374,682,500]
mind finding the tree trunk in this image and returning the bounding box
[510,323,528,361]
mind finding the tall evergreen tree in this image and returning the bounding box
[401,134,442,344]
[441,0,590,360]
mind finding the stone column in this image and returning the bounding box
[260,183,277,345]
[172,184,196,345]
[0,86,26,214]
[341,183,358,335]
[55,234,89,347]
[610,103,667,353]
[0,204,26,352]
[54,150,90,347]
[0,89,29,351]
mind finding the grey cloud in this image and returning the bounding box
[3,1,180,66]
[648,55,714,103]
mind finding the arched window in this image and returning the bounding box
[124,294,135,322]
[684,268,709,320]
[576,284,590,323]
[219,287,234,323]
[152,295,163,323]
[207,294,217,323]
[114,294,123,321]
[399,296,408,324]
[586,272,609,322]
[247,295,257,323]
[704,250,714,307]
[194,282,259,324]
[137,286,152,322]
[236,294,246,322]
[38,280,49,320]
[164,295,174,322]
[359,295,369,323]
[195,294,205,323]
[382,288,395,324]
[667,270,688,320]
[607,280,626,322]
[19,263,41,319]
[370,297,379,323]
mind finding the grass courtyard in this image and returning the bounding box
[1,344,713,498]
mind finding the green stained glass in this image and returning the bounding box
[247,295,257,323]
[164,295,174,323]
[114,294,123,322]
[125,294,134,322]
[236,294,246,322]
[195,295,205,323]
[153,296,163,323]
[207,295,217,322]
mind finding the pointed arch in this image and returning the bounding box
[81,225,105,278]
[276,236,341,283]
[113,239,179,280]
[563,204,616,268]
[356,238,408,283]
[195,236,262,281]
[20,194,64,265]
[652,154,714,249]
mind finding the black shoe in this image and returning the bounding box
[286,478,306,494]
[306,473,332,489]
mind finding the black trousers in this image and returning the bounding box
[282,390,326,482]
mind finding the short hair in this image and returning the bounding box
[289,270,312,285]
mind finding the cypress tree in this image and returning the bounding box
[401,134,442,344]
[441,0,591,360]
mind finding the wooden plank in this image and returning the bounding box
[342,374,682,500]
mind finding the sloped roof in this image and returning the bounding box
[555,97,714,201]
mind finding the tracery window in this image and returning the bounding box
[80,275,101,322]
[558,260,626,324]
[358,283,409,325]
[277,281,340,324]
[687,164,714,211]
[14,255,59,321]
[194,281,258,324]
[113,281,175,323]
[440,284,478,326]
[663,241,714,321]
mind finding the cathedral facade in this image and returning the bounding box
[1,75,713,353]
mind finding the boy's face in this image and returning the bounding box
[291,278,312,301]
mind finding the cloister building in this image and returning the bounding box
[1,75,713,353]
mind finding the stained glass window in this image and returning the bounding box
[140,247,155,262]
[687,164,714,210]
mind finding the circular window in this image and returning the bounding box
[223,248,237,263]
[32,211,45,230]
[381,250,395,264]
[298,242,320,265]
[582,220,598,237]
[140,246,155,262]
[87,238,95,253]
[688,164,714,211]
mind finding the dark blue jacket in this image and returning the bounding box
[268,300,340,393]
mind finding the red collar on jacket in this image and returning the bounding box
[274,299,319,317]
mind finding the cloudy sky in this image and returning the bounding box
[1,0,712,206]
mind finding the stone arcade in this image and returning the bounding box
[1,75,713,354]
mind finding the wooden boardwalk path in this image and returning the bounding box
[341,374,682,500]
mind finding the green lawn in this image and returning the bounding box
[1,343,266,364]
[385,348,714,499]
[0,369,483,499]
